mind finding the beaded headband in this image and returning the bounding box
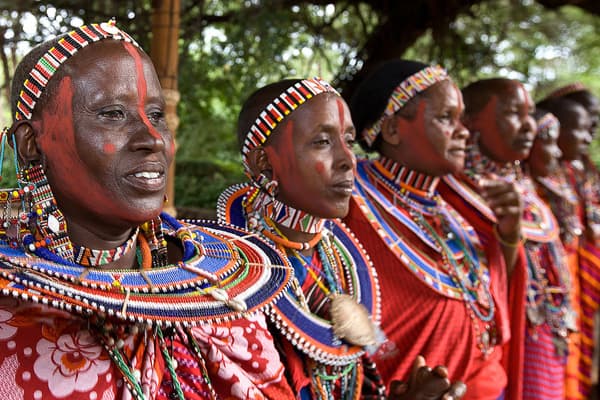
[546,82,587,100]
[536,112,559,138]
[362,65,448,147]
[241,77,340,170]
[14,19,138,121]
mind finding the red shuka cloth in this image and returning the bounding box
[345,192,526,400]
[438,177,528,400]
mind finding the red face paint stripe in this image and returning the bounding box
[123,42,162,140]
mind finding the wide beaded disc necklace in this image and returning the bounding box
[218,183,382,371]
[0,210,292,325]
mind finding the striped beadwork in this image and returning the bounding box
[15,20,138,121]
[0,215,293,326]
[241,78,339,170]
[362,65,448,147]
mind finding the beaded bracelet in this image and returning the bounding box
[493,224,521,248]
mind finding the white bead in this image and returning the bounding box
[227,297,248,312]
[210,288,229,302]
[47,214,60,233]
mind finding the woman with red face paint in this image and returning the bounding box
[0,21,296,400]
[218,78,466,400]
[345,61,526,400]
[523,110,584,400]
[441,78,577,400]
[538,96,599,400]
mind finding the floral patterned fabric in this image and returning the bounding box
[0,297,293,400]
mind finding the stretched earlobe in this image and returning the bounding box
[246,147,273,179]
[10,121,42,167]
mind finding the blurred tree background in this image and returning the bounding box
[0,0,598,215]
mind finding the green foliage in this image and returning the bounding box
[174,158,246,210]
[1,0,599,207]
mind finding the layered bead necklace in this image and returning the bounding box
[520,176,576,355]
[353,157,497,356]
[465,140,575,355]
[535,174,583,246]
[218,183,384,400]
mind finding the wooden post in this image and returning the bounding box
[150,0,181,216]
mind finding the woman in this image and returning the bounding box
[218,78,465,399]
[537,96,597,399]
[443,78,575,400]
[525,110,583,400]
[0,20,294,399]
[345,60,524,400]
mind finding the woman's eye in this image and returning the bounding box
[344,134,356,146]
[148,111,165,124]
[100,109,125,120]
[314,138,331,145]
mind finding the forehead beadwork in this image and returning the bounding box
[362,65,448,147]
[14,19,139,121]
[241,77,340,171]
[536,113,559,140]
[546,82,587,99]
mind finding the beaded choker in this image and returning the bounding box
[73,227,139,267]
[464,139,559,242]
[217,183,382,366]
[242,184,325,234]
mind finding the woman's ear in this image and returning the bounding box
[9,121,42,167]
[246,147,273,179]
[380,115,403,146]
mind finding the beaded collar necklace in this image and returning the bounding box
[354,159,496,355]
[520,176,576,352]
[355,159,490,299]
[217,183,382,366]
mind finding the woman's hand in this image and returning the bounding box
[388,356,466,400]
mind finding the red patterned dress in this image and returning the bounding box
[0,299,291,400]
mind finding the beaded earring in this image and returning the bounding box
[20,161,74,260]
[0,130,36,250]
[255,172,279,198]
